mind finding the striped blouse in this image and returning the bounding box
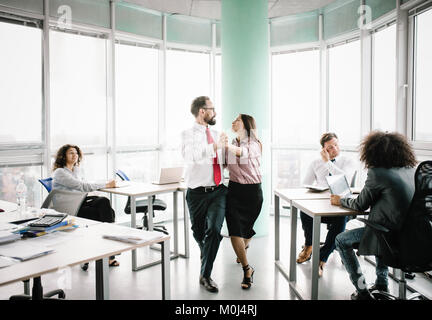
[226,136,262,184]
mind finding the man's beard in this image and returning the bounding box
[206,116,216,126]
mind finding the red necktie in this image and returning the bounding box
[205,127,221,185]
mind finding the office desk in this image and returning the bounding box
[290,198,365,300]
[274,188,330,273]
[100,182,189,271]
[0,221,171,300]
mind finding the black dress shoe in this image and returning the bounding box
[351,290,375,300]
[199,276,219,293]
[368,283,389,293]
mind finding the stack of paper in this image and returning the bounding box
[102,228,165,244]
[0,231,21,244]
[0,241,54,261]
[23,218,77,237]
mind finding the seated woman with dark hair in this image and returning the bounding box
[331,131,417,300]
[52,144,120,268]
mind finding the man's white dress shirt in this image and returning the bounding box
[303,156,356,187]
[181,122,224,189]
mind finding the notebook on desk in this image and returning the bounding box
[115,180,131,188]
[152,167,183,185]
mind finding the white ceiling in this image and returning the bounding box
[123,0,336,20]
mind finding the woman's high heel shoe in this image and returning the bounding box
[241,265,254,289]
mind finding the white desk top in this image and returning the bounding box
[274,188,331,201]
[0,200,18,213]
[292,198,368,217]
[0,222,169,287]
[100,181,183,197]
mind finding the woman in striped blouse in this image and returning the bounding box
[225,114,263,289]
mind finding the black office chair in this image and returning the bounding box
[10,190,87,300]
[115,170,168,234]
[356,160,432,300]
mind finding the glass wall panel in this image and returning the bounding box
[271,11,319,47]
[114,151,158,222]
[165,49,211,151]
[373,24,396,132]
[0,165,43,208]
[328,40,361,146]
[49,0,110,29]
[272,50,320,146]
[167,15,212,47]
[49,30,107,150]
[115,43,159,146]
[366,0,396,22]
[0,0,43,15]
[323,0,360,40]
[0,22,42,143]
[115,3,162,39]
[414,9,432,141]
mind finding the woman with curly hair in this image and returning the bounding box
[52,144,119,268]
[330,131,417,300]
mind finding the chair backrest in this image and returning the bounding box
[115,169,130,181]
[396,160,432,271]
[38,177,53,192]
[41,189,87,216]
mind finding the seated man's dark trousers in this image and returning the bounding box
[186,185,227,278]
[300,211,347,262]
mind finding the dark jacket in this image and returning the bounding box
[341,167,415,256]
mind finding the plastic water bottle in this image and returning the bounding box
[15,179,28,214]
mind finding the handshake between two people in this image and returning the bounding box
[213,132,242,157]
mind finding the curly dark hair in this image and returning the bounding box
[359,131,417,169]
[53,144,82,171]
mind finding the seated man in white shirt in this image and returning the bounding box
[297,132,356,277]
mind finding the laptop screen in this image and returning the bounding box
[325,174,351,197]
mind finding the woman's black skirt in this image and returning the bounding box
[226,181,263,238]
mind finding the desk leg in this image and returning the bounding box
[148,195,154,230]
[161,239,171,300]
[173,191,179,256]
[311,216,321,300]
[289,204,298,282]
[96,257,109,300]
[183,190,190,258]
[274,194,280,261]
[131,196,137,271]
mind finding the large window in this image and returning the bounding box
[328,40,361,146]
[272,50,320,146]
[115,43,159,147]
[49,30,108,181]
[0,21,42,144]
[414,8,432,141]
[49,30,108,151]
[165,49,211,151]
[0,165,43,207]
[373,24,396,132]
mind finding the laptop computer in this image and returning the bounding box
[325,174,353,197]
[152,167,184,185]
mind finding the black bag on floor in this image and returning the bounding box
[77,195,115,223]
